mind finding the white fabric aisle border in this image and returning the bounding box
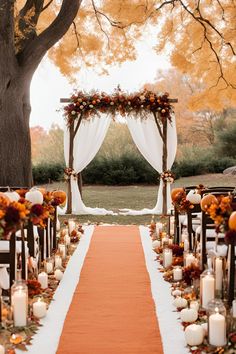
[139,226,189,354]
[17,225,95,354]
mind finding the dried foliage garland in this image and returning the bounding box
[63,88,174,125]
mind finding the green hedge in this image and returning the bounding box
[82,154,157,185]
[32,155,236,185]
[32,163,65,184]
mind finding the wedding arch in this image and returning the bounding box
[60,88,178,216]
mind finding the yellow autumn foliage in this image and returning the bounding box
[13,0,236,111]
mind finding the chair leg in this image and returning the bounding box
[9,233,16,287]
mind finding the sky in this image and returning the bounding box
[30,39,170,130]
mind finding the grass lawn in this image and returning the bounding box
[42,173,236,225]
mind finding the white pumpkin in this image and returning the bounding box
[54,269,63,281]
[173,296,188,308]
[172,289,182,297]
[201,322,208,337]
[25,189,44,205]
[185,324,204,346]
[186,190,201,204]
[4,191,20,202]
[190,300,200,312]
[180,308,198,323]
[152,240,161,249]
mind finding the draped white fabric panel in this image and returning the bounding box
[121,114,177,215]
[62,115,116,215]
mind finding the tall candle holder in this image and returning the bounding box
[207,299,227,347]
[200,269,215,309]
[213,256,225,299]
[163,248,173,269]
[11,280,28,327]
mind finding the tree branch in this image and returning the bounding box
[42,0,53,12]
[16,0,44,54]
[17,0,82,71]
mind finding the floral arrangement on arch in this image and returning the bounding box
[63,88,173,125]
[160,170,174,184]
[64,167,78,181]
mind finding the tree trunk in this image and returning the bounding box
[0,74,32,186]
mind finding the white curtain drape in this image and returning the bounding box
[60,114,115,215]
[120,114,177,215]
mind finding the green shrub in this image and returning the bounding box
[83,154,157,185]
[33,163,65,184]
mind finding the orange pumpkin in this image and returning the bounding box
[200,194,218,211]
[0,192,10,206]
[228,211,236,231]
[52,190,67,205]
[171,188,185,202]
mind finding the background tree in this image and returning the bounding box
[1,1,236,186]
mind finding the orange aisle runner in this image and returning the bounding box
[57,226,163,354]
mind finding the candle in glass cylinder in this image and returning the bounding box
[58,244,66,259]
[209,308,226,347]
[163,248,172,268]
[64,234,71,246]
[0,345,5,354]
[12,289,27,327]
[33,298,47,319]
[233,300,236,318]
[214,257,223,293]
[185,253,196,267]
[184,239,189,252]
[38,272,48,289]
[156,222,163,236]
[55,255,62,268]
[201,271,215,309]
[68,220,76,234]
[45,260,53,274]
[173,266,182,281]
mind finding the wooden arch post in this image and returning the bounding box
[60,102,83,214]
[153,98,178,215]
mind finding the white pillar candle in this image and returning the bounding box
[201,274,215,309]
[185,253,196,267]
[64,234,71,246]
[68,220,76,234]
[209,310,226,347]
[184,239,189,252]
[156,222,163,234]
[58,244,66,259]
[190,300,200,312]
[38,272,48,289]
[170,219,175,236]
[185,324,204,346]
[163,248,172,268]
[55,255,62,268]
[152,240,161,249]
[45,262,53,274]
[0,345,5,354]
[173,266,182,281]
[233,299,236,318]
[12,290,27,327]
[181,230,188,243]
[33,299,47,319]
[215,257,223,292]
[168,238,173,245]
[55,269,63,281]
